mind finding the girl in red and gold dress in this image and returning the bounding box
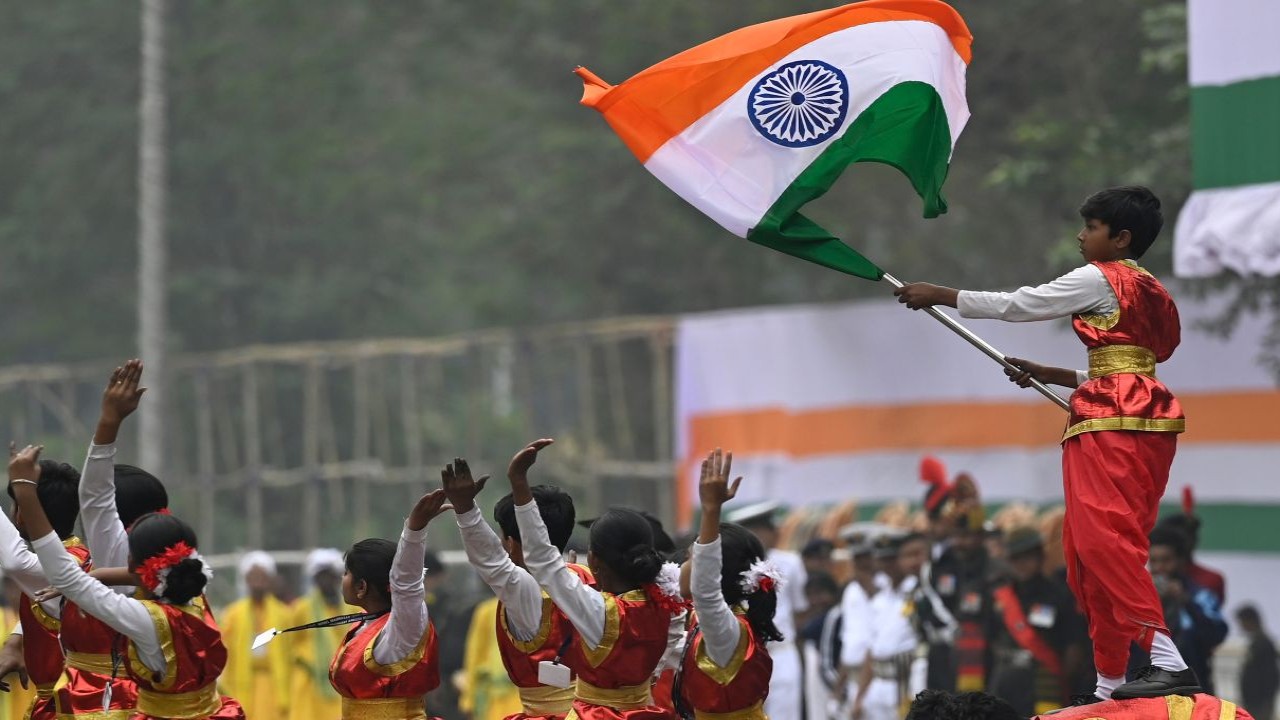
[329,488,451,720]
[505,439,685,720]
[9,444,243,720]
[675,449,778,720]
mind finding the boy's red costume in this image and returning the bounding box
[1061,260,1184,678]
[1033,693,1252,719]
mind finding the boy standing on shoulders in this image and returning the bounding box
[895,187,1194,704]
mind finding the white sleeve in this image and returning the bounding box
[839,584,871,667]
[456,507,544,642]
[655,610,688,674]
[691,537,742,668]
[9,621,19,637]
[514,501,605,648]
[30,532,164,672]
[957,265,1116,322]
[0,513,59,617]
[371,521,430,666]
[78,443,130,569]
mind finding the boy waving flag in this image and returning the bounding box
[574,0,972,279]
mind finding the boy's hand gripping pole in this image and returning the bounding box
[882,273,1071,412]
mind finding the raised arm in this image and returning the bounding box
[895,265,1116,322]
[442,460,545,641]
[81,361,147,567]
[0,484,59,617]
[692,449,744,668]
[508,440,606,648]
[371,488,450,666]
[9,445,164,673]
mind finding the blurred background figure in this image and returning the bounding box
[986,527,1087,716]
[730,501,808,720]
[457,596,521,720]
[1158,488,1226,606]
[424,550,469,720]
[1236,604,1278,720]
[803,538,836,579]
[801,571,842,719]
[220,550,292,719]
[288,548,350,720]
[0,571,36,720]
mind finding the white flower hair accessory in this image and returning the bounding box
[739,557,784,595]
[644,561,689,616]
[140,542,214,603]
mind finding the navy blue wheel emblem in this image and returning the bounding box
[748,60,850,148]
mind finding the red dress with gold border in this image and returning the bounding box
[53,597,140,720]
[122,598,244,720]
[1033,693,1253,719]
[18,538,90,720]
[560,590,673,720]
[677,614,771,719]
[495,564,595,720]
[329,613,440,720]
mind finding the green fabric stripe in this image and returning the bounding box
[841,502,1280,554]
[747,81,954,280]
[1191,75,1280,189]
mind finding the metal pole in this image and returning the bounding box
[138,0,168,471]
[881,273,1070,411]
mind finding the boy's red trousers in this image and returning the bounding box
[1061,430,1177,678]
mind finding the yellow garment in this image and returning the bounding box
[218,595,292,719]
[458,598,521,720]
[288,591,353,720]
[0,607,36,720]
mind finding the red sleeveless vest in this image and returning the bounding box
[329,613,439,719]
[19,538,90,720]
[122,598,244,720]
[677,614,771,717]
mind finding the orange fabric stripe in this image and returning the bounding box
[578,0,972,163]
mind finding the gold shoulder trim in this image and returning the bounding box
[1118,259,1152,276]
[1076,308,1120,330]
[363,621,432,677]
[130,599,180,690]
[1165,694,1195,720]
[580,594,622,668]
[1062,416,1185,441]
[502,595,555,654]
[1219,699,1238,720]
[695,619,750,685]
[29,597,61,633]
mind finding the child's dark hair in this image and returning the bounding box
[8,460,81,539]
[1078,185,1163,259]
[589,508,663,589]
[128,513,206,604]
[493,485,576,553]
[1149,524,1191,561]
[906,690,1021,720]
[115,464,169,529]
[346,538,396,603]
[1157,514,1201,548]
[719,522,784,643]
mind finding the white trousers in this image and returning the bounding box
[766,641,803,720]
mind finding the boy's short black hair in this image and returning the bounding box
[7,460,81,539]
[1079,185,1163,259]
[493,485,576,553]
[906,690,1022,720]
[1149,524,1191,560]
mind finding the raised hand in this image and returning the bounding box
[440,458,490,515]
[8,444,42,483]
[698,448,741,511]
[507,438,554,506]
[407,488,453,532]
[97,359,147,444]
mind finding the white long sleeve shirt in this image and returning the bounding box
[867,576,919,661]
[514,500,606,649]
[78,442,130,569]
[369,521,431,666]
[455,506,543,642]
[31,530,164,671]
[839,573,889,668]
[690,537,741,669]
[0,515,61,618]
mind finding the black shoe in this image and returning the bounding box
[1111,666,1202,700]
[1044,695,1105,714]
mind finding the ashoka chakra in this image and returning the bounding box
[748,60,850,148]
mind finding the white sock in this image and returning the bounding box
[1096,673,1124,699]
[1148,632,1190,672]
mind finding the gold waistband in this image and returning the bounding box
[574,679,652,710]
[518,683,575,715]
[64,651,115,675]
[1088,345,1156,378]
[696,700,766,719]
[339,696,427,720]
[136,684,221,719]
[36,683,55,699]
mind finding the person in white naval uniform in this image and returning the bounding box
[852,532,931,720]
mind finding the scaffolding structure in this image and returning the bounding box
[0,316,677,559]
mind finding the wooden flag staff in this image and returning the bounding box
[881,272,1071,412]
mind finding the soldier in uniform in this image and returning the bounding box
[852,532,931,720]
[926,507,994,693]
[987,527,1088,717]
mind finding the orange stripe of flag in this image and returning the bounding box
[578,0,973,163]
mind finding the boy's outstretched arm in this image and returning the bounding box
[1005,357,1082,389]
[893,283,959,310]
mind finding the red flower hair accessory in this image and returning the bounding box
[137,541,208,601]
[739,557,784,596]
[643,562,689,616]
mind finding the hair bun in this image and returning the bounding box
[162,558,209,604]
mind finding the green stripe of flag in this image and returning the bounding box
[1191,74,1280,190]
[747,81,955,281]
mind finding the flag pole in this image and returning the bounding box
[881,273,1071,412]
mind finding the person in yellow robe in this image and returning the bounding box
[219,550,292,719]
[0,574,36,720]
[288,548,351,720]
[457,596,521,720]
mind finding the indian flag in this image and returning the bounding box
[1175,0,1280,277]
[575,0,972,281]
